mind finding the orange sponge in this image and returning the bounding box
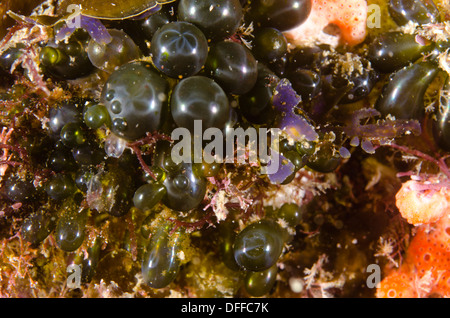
[377,216,450,298]
[375,270,416,298]
[395,180,450,226]
[283,0,367,47]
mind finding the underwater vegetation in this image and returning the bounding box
[0,0,449,298]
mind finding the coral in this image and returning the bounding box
[283,0,368,47]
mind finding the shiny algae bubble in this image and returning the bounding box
[233,220,285,272]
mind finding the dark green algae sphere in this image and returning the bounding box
[141,225,183,289]
[170,76,230,133]
[101,61,170,141]
[233,220,285,272]
[150,21,208,79]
